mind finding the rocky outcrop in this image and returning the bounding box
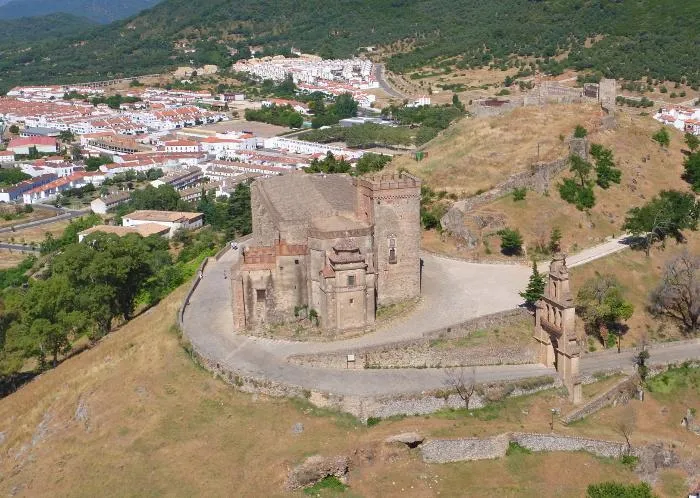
[385,432,424,448]
[286,455,350,490]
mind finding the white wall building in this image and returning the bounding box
[122,210,204,237]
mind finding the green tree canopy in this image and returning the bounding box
[622,190,699,256]
[520,260,545,306]
[498,228,523,256]
[576,273,634,347]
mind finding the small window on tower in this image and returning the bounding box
[256,289,266,302]
[347,275,356,286]
[349,298,354,304]
[389,248,397,264]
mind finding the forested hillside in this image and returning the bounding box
[0,0,160,23]
[0,0,698,91]
[0,14,96,45]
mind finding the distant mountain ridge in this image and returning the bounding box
[0,0,161,23]
[0,0,698,93]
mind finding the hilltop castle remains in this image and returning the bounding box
[232,172,422,333]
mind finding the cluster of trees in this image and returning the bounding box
[0,182,254,378]
[0,168,30,186]
[559,137,622,210]
[308,93,358,129]
[101,167,163,187]
[89,94,142,110]
[304,152,351,174]
[616,96,654,108]
[0,0,699,93]
[195,183,252,240]
[1,232,175,371]
[84,155,113,171]
[682,133,700,192]
[298,123,424,148]
[303,152,391,176]
[382,104,464,131]
[244,104,303,129]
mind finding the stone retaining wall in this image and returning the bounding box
[288,308,536,369]
[420,432,626,463]
[511,433,626,458]
[441,158,568,241]
[422,434,510,463]
[441,139,588,243]
[562,375,639,424]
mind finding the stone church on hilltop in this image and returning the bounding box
[232,172,422,333]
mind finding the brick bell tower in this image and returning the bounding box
[534,253,582,404]
[353,172,422,307]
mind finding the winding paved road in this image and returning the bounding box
[182,239,700,397]
[374,63,408,100]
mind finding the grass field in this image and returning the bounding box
[0,219,70,243]
[391,103,604,196]
[569,233,700,347]
[0,280,696,496]
[0,249,28,269]
[0,206,58,229]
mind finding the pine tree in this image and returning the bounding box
[520,261,545,306]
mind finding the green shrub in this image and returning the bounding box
[497,228,523,256]
[303,476,348,495]
[574,125,588,138]
[512,187,527,201]
[366,417,381,426]
[506,441,532,456]
[586,481,655,498]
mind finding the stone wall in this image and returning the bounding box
[420,432,626,463]
[441,139,588,243]
[562,375,639,424]
[510,433,626,458]
[288,308,536,369]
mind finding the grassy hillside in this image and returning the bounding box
[0,275,697,496]
[0,14,96,46]
[2,283,696,496]
[0,0,699,91]
[392,103,605,196]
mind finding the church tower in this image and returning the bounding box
[534,253,582,404]
[353,172,422,306]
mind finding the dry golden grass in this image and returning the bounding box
[0,207,57,229]
[0,280,696,496]
[391,103,605,195]
[0,220,70,243]
[569,233,700,347]
[0,249,28,269]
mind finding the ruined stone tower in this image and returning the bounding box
[353,172,422,307]
[534,253,582,404]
